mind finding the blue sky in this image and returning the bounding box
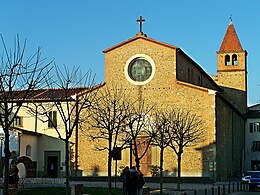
[1,0,260,106]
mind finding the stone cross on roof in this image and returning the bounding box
[137,16,145,33]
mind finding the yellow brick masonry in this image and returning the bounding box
[217,51,247,113]
[76,37,217,177]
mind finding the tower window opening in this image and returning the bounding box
[225,55,230,66]
[232,54,238,65]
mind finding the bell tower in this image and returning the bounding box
[217,19,247,113]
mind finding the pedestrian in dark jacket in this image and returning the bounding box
[126,166,138,195]
[120,166,129,195]
[137,170,145,195]
[9,164,19,187]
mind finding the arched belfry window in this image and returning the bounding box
[225,55,231,66]
[232,54,238,65]
[26,145,31,156]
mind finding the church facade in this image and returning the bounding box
[77,19,247,180]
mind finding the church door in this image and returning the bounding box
[133,137,152,175]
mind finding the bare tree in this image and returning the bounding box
[27,64,98,195]
[0,34,52,194]
[86,86,132,195]
[167,108,205,190]
[124,101,154,171]
[151,108,172,195]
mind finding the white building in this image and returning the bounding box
[245,104,260,172]
[1,87,89,178]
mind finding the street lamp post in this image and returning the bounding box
[0,133,4,177]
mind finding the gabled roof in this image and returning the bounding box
[219,20,243,52]
[15,87,88,100]
[248,104,260,111]
[11,126,42,136]
[0,83,105,102]
[104,33,222,92]
[245,104,260,118]
[103,33,178,53]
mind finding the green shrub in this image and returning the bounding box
[149,165,160,177]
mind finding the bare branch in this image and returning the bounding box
[0,34,52,194]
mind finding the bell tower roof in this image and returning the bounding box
[219,19,243,52]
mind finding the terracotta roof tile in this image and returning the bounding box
[0,83,105,102]
[219,21,243,52]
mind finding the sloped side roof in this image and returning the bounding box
[6,87,88,101]
[248,104,260,111]
[0,83,105,102]
[177,49,222,92]
[12,126,42,136]
[245,104,260,118]
[219,21,243,52]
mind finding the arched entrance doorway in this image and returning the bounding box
[16,156,36,177]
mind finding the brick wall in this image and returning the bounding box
[75,36,244,180]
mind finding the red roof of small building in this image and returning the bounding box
[0,83,105,102]
[219,20,243,52]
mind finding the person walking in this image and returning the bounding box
[137,170,145,195]
[126,166,138,195]
[120,166,129,195]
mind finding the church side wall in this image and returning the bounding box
[176,51,218,91]
[165,84,216,177]
[215,95,245,180]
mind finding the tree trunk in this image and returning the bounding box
[3,129,10,195]
[108,152,112,195]
[159,148,164,195]
[135,157,140,171]
[108,135,112,195]
[177,153,181,191]
[65,138,70,195]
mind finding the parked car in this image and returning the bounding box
[242,175,251,183]
[249,171,260,191]
[242,171,253,183]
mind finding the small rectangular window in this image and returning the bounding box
[249,123,260,133]
[14,116,23,127]
[48,111,57,128]
[188,68,191,82]
[250,123,253,133]
[252,141,260,151]
[198,76,202,85]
